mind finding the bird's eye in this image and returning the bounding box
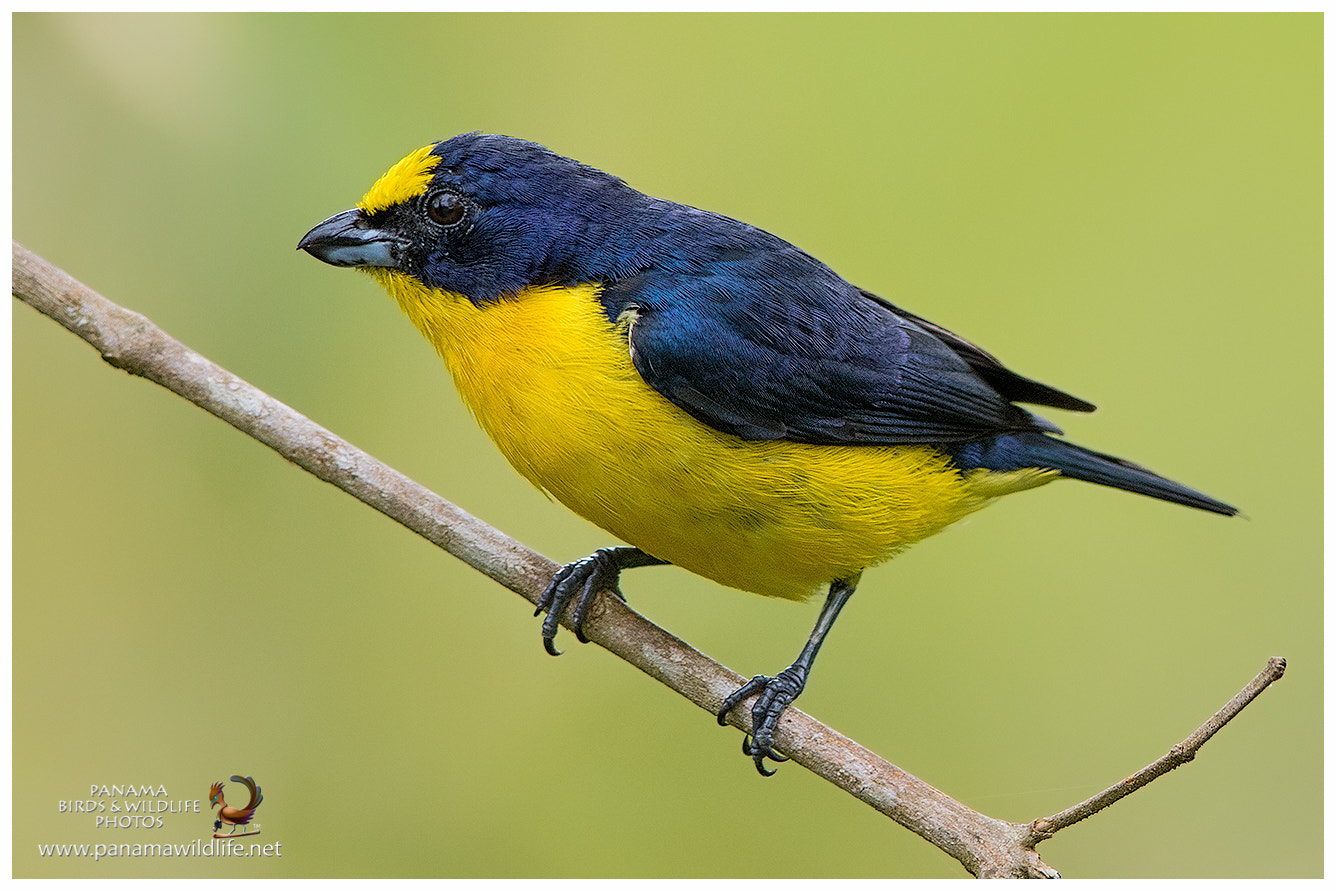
[425,190,467,227]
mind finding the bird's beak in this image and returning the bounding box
[297,208,402,268]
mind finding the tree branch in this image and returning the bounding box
[12,241,1285,878]
[1024,656,1288,845]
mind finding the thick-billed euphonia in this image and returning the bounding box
[299,133,1235,774]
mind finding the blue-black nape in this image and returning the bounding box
[413,133,853,308]
[406,133,665,301]
[428,132,630,204]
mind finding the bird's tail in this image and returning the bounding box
[946,432,1237,516]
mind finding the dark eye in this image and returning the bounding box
[425,190,467,227]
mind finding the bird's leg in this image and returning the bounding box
[536,546,667,655]
[717,576,858,775]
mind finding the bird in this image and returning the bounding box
[209,775,263,836]
[298,133,1236,775]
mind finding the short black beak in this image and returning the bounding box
[298,208,401,268]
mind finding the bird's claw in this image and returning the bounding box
[535,549,628,656]
[716,666,808,775]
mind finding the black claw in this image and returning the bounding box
[718,667,808,774]
[741,736,784,776]
[534,547,659,655]
[716,674,767,725]
[540,593,566,655]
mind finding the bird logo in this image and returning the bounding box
[299,133,1236,775]
[208,775,263,838]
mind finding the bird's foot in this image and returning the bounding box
[716,665,808,776]
[535,548,630,656]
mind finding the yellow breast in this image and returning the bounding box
[366,270,1048,600]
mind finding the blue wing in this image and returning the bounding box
[599,246,1093,446]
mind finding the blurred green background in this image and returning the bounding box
[13,13,1319,878]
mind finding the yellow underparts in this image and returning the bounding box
[367,269,1056,600]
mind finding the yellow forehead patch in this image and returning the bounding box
[358,144,441,214]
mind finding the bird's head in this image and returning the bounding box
[209,782,224,809]
[299,133,648,303]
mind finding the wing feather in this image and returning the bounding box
[601,259,1082,446]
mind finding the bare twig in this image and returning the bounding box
[1025,656,1288,844]
[12,241,1285,878]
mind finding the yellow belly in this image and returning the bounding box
[367,271,1050,599]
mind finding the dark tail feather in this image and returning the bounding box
[947,432,1238,516]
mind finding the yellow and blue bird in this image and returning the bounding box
[299,133,1235,774]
